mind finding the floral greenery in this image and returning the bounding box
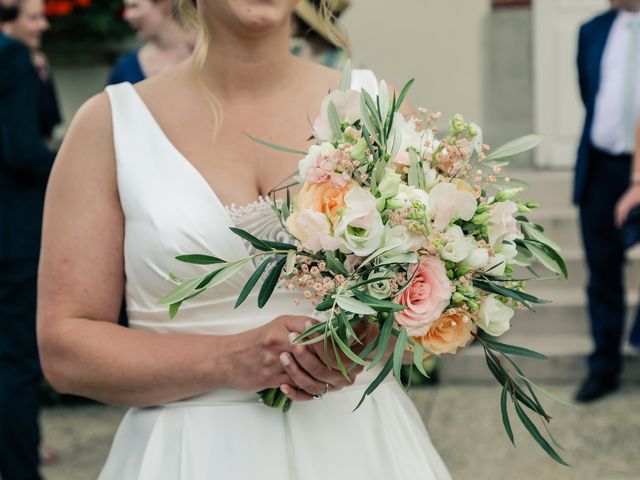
[44,0,132,56]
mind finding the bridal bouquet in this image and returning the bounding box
[159,64,569,464]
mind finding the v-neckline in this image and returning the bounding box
[123,82,246,228]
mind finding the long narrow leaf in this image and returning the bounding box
[501,384,515,446]
[258,257,286,308]
[245,133,307,156]
[175,254,227,265]
[235,258,272,308]
[354,355,393,411]
[513,399,569,466]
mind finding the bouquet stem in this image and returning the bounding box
[259,388,292,412]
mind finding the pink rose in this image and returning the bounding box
[394,256,452,336]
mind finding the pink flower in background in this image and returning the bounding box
[394,256,452,336]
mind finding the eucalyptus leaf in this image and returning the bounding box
[285,250,297,276]
[411,342,429,377]
[245,133,308,156]
[204,258,253,292]
[352,289,406,312]
[484,339,548,360]
[340,59,352,92]
[370,313,394,367]
[484,134,544,162]
[525,240,568,278]
[335,296,376,315]
[325,251,349,276]
[501,384,515,446]
[393,328,409,387]
[513,400,569,466]
[158,276,205,306]
[230,227,272,251]
[235,258,272,308]
[522,223,561,252]
[258,257,287,308]
[328,101,343,140]
[175,254,227,265]
[354,355,393,411]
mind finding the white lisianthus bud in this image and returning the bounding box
[439,225,475,263]
[494,188,523,202]
[476,296,514,336]
[381,224,423,257]
[378,168,402,201]
[350,137,368,162]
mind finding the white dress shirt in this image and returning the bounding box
[591,10,640,155]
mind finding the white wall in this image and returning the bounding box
[342,0,491,124]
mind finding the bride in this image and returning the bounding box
[37,0,451,478]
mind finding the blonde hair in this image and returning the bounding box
[175,0,350,135]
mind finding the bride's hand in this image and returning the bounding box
[279,320,368,401]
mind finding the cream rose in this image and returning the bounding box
[413,312,476,356]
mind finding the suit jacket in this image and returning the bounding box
[0,33,56,262]
[575,9,619,205]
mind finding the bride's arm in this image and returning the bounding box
[37,94,327,407]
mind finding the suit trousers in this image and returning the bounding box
[579,147,640,379]
[0,259,42,480]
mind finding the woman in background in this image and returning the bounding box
[107,0,194,85]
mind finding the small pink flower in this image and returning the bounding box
[394,256,452,336]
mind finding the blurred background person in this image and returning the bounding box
[106,0,194,85]
[0,0,57,477]
[574,0,640,403]
[0,0,61,145]
[290,0,349,69]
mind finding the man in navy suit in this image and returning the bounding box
[575,0,640,402]
[0,0,56,477]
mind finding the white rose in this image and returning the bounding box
[335,186,384,256]
[439,225,475,263]
[429,182,477,231]
[476,296,514,336]
[488,201,522,246]
[313,90,361,142]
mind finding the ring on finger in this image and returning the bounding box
[313,383,330,400]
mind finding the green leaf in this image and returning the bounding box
[331,335,351,381]
[175,254,227,265]
[511,372,576,408]
[245,133,307,156]
[158,276,205,305]
[354,355,393,411]
[513,399,569,466]
[484,338,548,360]
[501,383,515,446]
[484,134,544,162]
[315,297,335,312]
[407,150,425,189]
[325,251,349,276]
[258,257,286,308]
[285,250,296,276]
[485,351,508,386]
[393,328,409,387]
[412,343,429,377]
[395,78,415,113]
[525,240,568,279]
[521,223,561,252]
[335,296,376,315]
[262,240,298,251]
[229,227,272,251]
[331,326,371,367]
[340,59,352,91]
[169,301,182,319]
[235,258,272,308]
[352,289,406,312]
[204,258,252,292]
[328,100,343,140]
[371,313,394,367]
[474,279,549,308]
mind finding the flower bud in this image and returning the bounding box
[494,188,523,202]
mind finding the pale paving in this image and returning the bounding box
[41,384,640,480]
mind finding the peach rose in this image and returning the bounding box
[394,256,452,336]
[286,181,356,252]
[414,312,476,356]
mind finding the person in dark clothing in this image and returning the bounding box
[0,0,57,477]
[574,0,640,403]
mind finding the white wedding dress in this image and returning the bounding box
[99,71,450,480]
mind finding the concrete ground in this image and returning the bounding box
[40,383,639,480]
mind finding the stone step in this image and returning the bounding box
[508,287,638,336]
[515,248,640,290]
[509,170,574,210]
[440,333,640,384]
